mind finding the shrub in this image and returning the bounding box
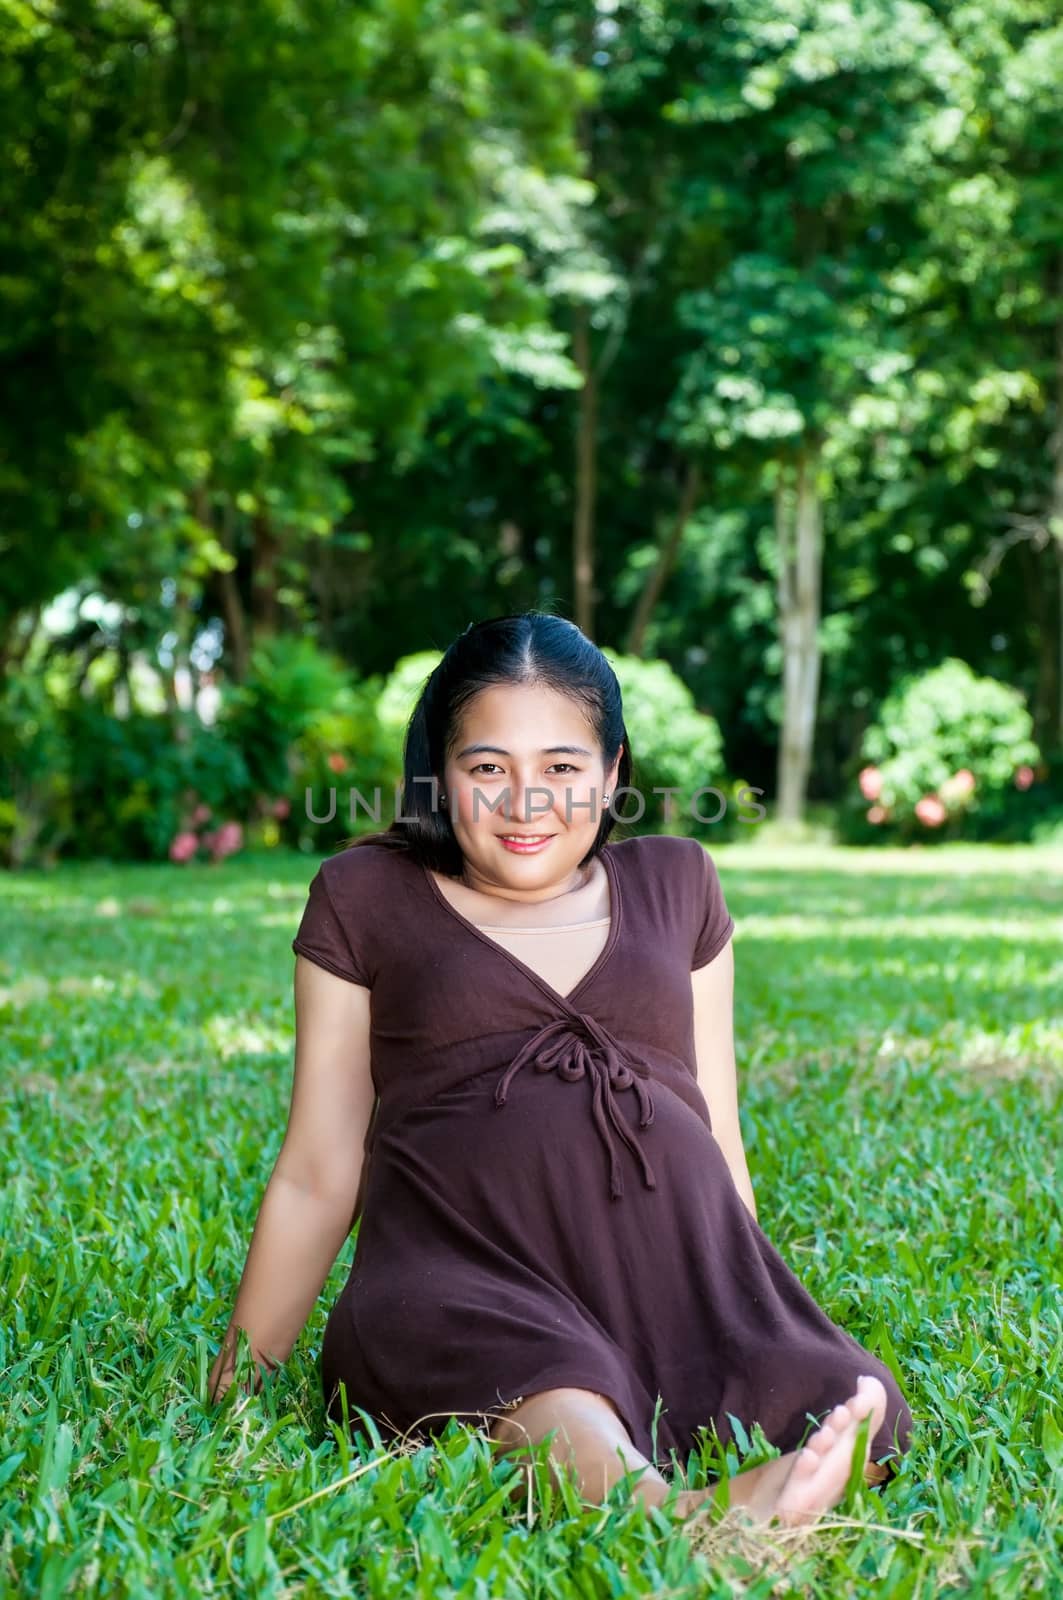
[841,658,1043,844]
[217,634,356,801]
[216,634,401,852]
[292,671,396,849]
[62,700,251,863]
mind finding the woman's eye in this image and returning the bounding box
[469,762,579,776]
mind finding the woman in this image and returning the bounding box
[209,611,913,1527]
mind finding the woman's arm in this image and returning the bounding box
[208,955,376,1402]
[690,940,758,1224]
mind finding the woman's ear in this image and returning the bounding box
[606,746,623,790]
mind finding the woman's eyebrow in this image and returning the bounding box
[455,744,593,758]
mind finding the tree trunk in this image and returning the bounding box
[1050,257,1063,750]
[774,444,824,822]
[194,488,249,681]
[572,303,598,638]
[318,534,335,649]
[251,510,280,635]
[1020,538,1057,754]
[626,460,703,657]
[0,605,41,682]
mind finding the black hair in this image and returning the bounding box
[344,610,635,875]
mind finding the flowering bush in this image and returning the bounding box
[842,659,1043,843]
[216,634,398,851]
[168,809,246,864]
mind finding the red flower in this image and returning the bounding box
[207,821,244,860]
[914,795,946,827]
[858,766,883,801]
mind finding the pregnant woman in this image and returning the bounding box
[209,610,913,1527]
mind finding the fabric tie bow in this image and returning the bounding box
[493,1013,657,1201]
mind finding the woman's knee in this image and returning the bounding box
[487,1386,623,1449]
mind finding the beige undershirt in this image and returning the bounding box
[471,916,611,995]
[431,855,613,995]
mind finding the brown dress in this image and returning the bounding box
[291,833,913,1476]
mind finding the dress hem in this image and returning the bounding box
[324,1363,667,1473]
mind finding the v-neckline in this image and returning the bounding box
[419,843,623,1012]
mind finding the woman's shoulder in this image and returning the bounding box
[610,834,731,958]
[314,837,404,893]
[303,838,411,941]
[609,831,715,878]
[292,839,408,987]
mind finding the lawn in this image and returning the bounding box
[2,842,1061,1598]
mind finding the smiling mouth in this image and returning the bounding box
[498,834,553,842]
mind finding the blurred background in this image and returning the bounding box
[2,0,1061,868]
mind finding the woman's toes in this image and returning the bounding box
[791,1443,822,1478]
[853,1375,889,1430]
[773,1418,866,1525]
[856,1374,888,1407]
[804,1420,842,1459]
[812,1404,853,1446]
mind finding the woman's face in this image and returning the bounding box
[441,682,621,897]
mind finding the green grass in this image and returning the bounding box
[2,842,1061,1598]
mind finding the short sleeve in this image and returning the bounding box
[292,860,372,988]
[690,842,735,969]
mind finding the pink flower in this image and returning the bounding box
[169,831,199,863]
[272,797,291,819]
[327,752,346,774]
[207,821,244,860]
[1013,765,1035,791]
[915,795,947,827]
[191,803,213,826]
[866,804,887,824]
[858,765,883,801]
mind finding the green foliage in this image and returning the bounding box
[290,673,397,852]
[62,702,251,865]
[0,0,588,640]
[843,659,1043,843]
[218,634,357,799]
[2,0,1062,848]
[0,668,73,869]
[376,651,445,739]
[0,639,449,865]
[965,753,1063,846]
[216,635,421,853]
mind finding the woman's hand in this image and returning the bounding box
[207,1333,266,1405]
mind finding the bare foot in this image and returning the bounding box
[673,1375,889,1529]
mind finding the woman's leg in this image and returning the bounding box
[486,1375,890,1526]
[486,1387,676,1511]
